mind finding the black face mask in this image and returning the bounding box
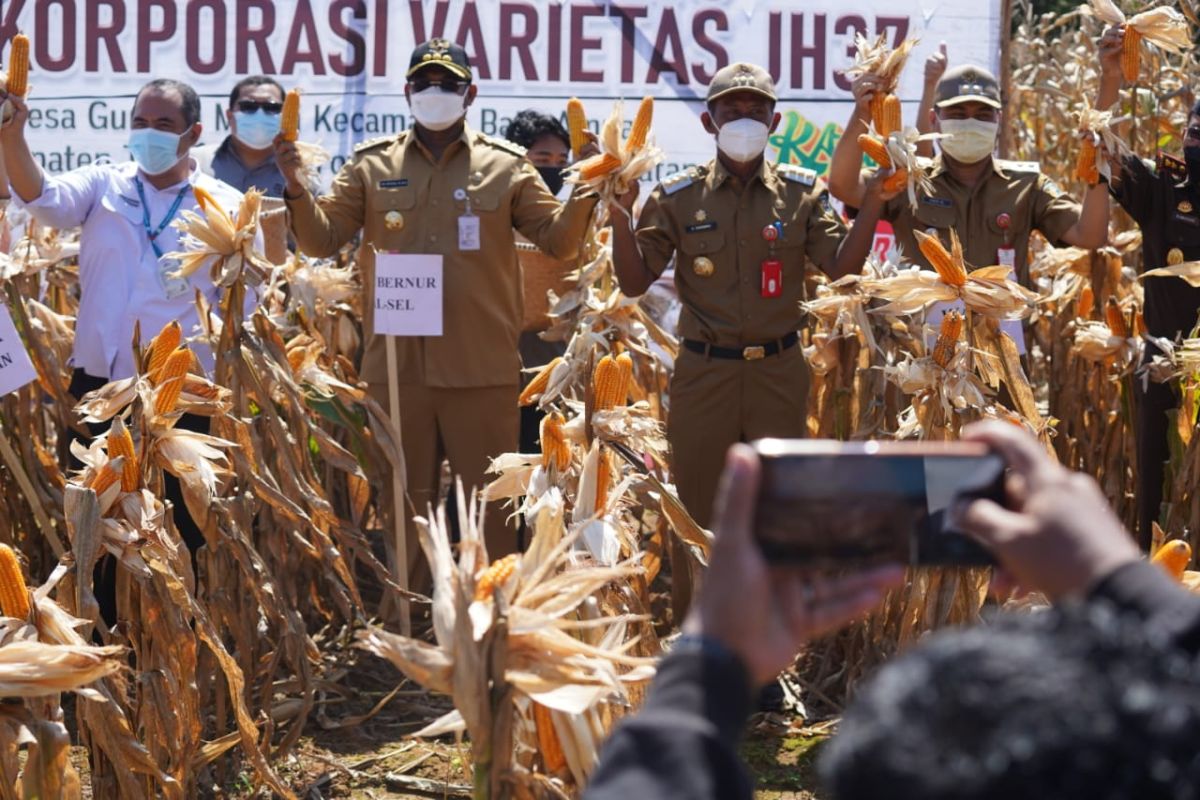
[536,165,565,196]
[1185,146,1200,186]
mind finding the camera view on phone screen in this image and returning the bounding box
[753,439,1004,567]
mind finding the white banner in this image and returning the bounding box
[8,0,1001,185]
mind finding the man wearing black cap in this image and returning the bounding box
[1097,27,1200,547]
[275,39,599,587]
[829,64,1109,288]
[608,62,891,533]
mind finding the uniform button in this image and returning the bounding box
[432,199,439,207]
[739,239,747,246]
[430,234,438,242]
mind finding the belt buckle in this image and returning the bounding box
[743,345,766,361]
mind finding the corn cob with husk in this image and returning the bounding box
[917,230,967,288]
[845,34,918,135]
[107,416,139,492]
[932,311,963,369]
[858,134,892,169]
[154,346,192,416]
[146,320,182,384]
[540,412,571,472]
[474,553,519,600]
[519,357,564,406]
[567,99,664,206]
[1088,0,1191,83]
[623,96,653,156]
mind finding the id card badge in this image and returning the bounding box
[761,258,783,298]
[997,246,1017,270]
[995,247,1026,355]
[458,214,481,251]
[158,257,190,300]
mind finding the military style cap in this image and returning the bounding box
[707,62,777,104]
[406,38,473,81]
[934,64,1002,109]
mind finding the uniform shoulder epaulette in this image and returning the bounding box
[354,134,396,155]
[996,159,1041,174]
[661,167,703,195]
[776,163,818,186]
[478,133,527,158]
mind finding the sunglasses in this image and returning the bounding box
[236,99,284,114]
[409,77,468,94]
[1185,127,1200,141]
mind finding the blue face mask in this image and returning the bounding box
[127,128,185,176]
[233,109,281,150]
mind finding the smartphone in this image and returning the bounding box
[753,439,1004,567]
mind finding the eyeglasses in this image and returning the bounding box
[409,77,468,95]
[236,99,284,114]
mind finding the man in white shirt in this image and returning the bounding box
[0,79,247,620]
[0,79,243,387]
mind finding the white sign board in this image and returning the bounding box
[0,302,37,396]
[8,1,1003,190]
[373,253,443,337]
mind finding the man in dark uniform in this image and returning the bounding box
[1098,27,1200,546]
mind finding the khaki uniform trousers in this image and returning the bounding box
[369,382,520,594]
[667,345,810,529]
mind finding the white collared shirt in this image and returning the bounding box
[13,159,246,380]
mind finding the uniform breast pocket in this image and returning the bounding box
[913,200,957,232]
[677,229,727,282]
[376,187,418,247]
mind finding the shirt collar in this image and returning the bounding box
[707,155,772,191]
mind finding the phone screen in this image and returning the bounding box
[753,440,1003,567]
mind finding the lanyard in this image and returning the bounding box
[133,177,190,259]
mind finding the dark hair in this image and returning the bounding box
[229,75,285,109]
[505,109,570,151]
[821,602,1200,800]
[134,79,201,128]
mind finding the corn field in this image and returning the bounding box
[0,1,1197,796]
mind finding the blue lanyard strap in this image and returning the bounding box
[134,177,190,259]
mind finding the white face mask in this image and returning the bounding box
[938,118,999,164]
[233,109,282,150]
[127,128,186,176]
[409,87,467,131]
[716,118,770,163]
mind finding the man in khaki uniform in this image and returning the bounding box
[275,40,597,581]
[611,63,890,529]
[830,65,1109,285]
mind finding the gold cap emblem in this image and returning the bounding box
[692,256,715,277]
[1180,200,1194,214]
[385,210,405,231]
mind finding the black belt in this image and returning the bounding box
[683,332,799,361]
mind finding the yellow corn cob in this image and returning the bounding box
[6,34,28,97]
[624,96,653,155]
[1076,138,1099,185]
[932,311,963,368]
[1076,286,1095,320]
[857,134,892,169]
[592,354,626,411]
[1152,539,1191,581]
[107,417,139,493]
[89,461,121,497]
[579,153,623,180]
[534,702,567,774]
[540,412,571,472]
[616,351,633,406]
[281,89,301,141]
[154,347,192,416]
[0,544,30,620]
[1106,298,1128,338]
[474,553,519,601]
[519,357,564,407]
[872,93,901,137]
[882,168,908,195]
[566,97,589,155]
[147,320,182,384]
[594,449,612,514]
[1121,28,1142,83]
[916,230,967,287]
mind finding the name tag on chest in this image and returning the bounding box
[458,215,481,250]
[374,253,444,336]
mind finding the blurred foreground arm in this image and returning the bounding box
[584,446,902,800]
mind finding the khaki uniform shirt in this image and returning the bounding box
[286,126,597,388]
[636,158,846,346]
[879,156,1080,284]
